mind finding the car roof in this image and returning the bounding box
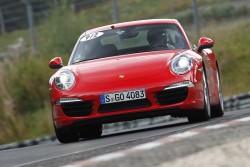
[83,19,180,34]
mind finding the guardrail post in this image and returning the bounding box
[54,0,59,8]
[0,8,6,35]
[192,0,201,39]
[168,0,174,16]
[22,0,37,55]
[112,0,120,23]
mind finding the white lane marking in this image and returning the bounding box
[61,152,125,167]
[235,116,250,122]
[90,152,125,162]
[132,142,163,151]
[204,124,228,129]
[169,131,198,138]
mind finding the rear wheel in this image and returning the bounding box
[188,70,211,123]
[54,125,79,143]
[211,63,224,117]
[79,124,103,139]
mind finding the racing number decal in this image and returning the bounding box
[80,32,104,42]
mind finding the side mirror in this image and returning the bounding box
[49,57,63,69]
[197,37,214,52]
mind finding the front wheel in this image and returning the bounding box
[211,63,224,117]
[54,125,79,143]
[188,70,211,123]
[79,124,103,139]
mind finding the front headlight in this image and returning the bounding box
[171,54,193,75]
[54,70,75,90]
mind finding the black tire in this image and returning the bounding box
[79,124,103,139]
[54,125,79,143]
[188,69,211,123]
[211,63,224,117]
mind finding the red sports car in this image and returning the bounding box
[49,19,224,143]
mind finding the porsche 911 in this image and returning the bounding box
[49,19,224,143]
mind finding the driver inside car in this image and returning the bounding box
[147,29,175,51]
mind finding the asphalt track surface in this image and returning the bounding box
[1,109,250,167]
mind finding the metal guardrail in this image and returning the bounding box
[0,92,250,151]
[224,92,250,111]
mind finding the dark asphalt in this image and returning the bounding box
[0,109,249,167]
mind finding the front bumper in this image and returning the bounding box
[51,80,204,128]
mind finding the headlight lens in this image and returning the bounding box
[54,70,75,90]
[171,54,193,74]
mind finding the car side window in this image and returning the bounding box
[165,28,186,49]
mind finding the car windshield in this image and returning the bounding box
[70,24,188,64]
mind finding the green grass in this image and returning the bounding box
[0,0,249,144]
[0,104,53,144]
[202,18,250,95]
[0,30,30,52]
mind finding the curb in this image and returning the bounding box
[0,136,57,151]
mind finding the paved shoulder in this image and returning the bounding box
[158,136,250,167]
[65,116,250,167]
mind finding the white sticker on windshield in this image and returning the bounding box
[80,32,104,42]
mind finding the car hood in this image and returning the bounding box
[69,50,184,84]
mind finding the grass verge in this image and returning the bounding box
[0,104,53,144]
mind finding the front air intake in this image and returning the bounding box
[156,87,188,105]
[61,101,92,117]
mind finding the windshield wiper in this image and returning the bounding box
[72,57,101,64]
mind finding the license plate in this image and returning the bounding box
[100,89,146,104]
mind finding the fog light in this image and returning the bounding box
[164,81,194,90]
[56,98,83,105]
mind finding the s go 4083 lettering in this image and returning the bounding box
[100,89,146,104]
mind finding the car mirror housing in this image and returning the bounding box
[49,57,63,69]
[197,37,214,52]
